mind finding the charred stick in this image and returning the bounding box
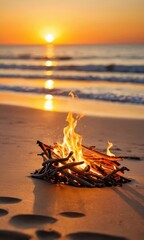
[42,151,73,166]
[91,163,107,176]
[71,165,102,181]
[80,174,104,186]
[69,166,104,185]
[44,145,61,159]
[43,142,54,151]
[60,170,95,188]
[47,148,52,159]
[37,140,50,159]
[42,158,68,166]
[31,170,48,179]
[84,171,101,179]
[41,154,49,162]
[49,161,84,176]
[119,175,131,183]
[31,161,51,178]
[103,166,129,182]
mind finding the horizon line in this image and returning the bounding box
[0,42,144,47]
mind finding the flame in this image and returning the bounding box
[34,108,129,188]
[76,114,84,120]
[69,91,77,99]
[52,107,118,175]
[54,112,86,168]
[106,141,115,157]
[34,92,129,187]
[54,113,116,170]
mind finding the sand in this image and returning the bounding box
[0,104,144,240]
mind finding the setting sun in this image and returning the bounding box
[45,34,55,43]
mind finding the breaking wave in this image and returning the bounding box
[0,63,144,73]
[0,85,144,105]
[0,73,144,84]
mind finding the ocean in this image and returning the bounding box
[0,44,144,108]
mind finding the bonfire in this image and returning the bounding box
[31,112,131,188]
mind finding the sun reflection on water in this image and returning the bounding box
[45,80,54,89]
[44,44,55,111]
[46,71,53,76]
[45,60,53,67]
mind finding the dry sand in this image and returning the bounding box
[0,104,144,240]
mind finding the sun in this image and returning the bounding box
[45,34,55,43]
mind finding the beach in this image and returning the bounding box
[1,0,144,237]
[0,104,144,240]
[1,0,144,236]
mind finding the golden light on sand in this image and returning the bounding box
[45,34,55,43]
[44,94,53,111]
[44,100,53,111]
[45,80,54,89]
[45,94,53,100]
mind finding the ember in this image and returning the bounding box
[31,112,131,187]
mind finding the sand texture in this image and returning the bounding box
[0,105,144,240]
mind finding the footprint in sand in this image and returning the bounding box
[9,214,57,229]
[0,208,8,217]
[0,230,31,240]
[65,232,127,240]
[59,212,85,218]
[0,196,21,204]
[36,230,61,239]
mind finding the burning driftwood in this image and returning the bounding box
[31,112,131,188]
[32,113,130,188]
[31,141,130,187]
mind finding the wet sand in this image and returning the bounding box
[0,104,144,240]
[1,88,144,119]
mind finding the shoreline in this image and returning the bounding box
[0,104,144,240]
[1,91,144,120]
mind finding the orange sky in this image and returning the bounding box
[0,0,144,45]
